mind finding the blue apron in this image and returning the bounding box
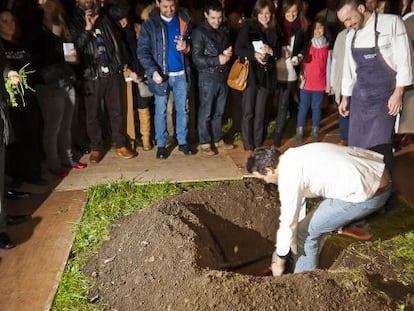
[349,13,396,148]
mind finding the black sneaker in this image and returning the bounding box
[156,147,167,159]
[0,232,15,249]
[178,144,194,155]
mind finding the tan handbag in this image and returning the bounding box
[227,57,249,91]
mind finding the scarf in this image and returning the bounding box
[283,18,301,45]
[311,36,328,48]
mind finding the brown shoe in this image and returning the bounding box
[89,150,104,163]
[245,150,253,158]
[116,146,137,159]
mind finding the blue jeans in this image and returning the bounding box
[197,79,228,144]
[294,185,391,273]
[154,75,188,147]
[297,89,324,128]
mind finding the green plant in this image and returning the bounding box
[5,63,35,107]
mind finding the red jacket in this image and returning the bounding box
[303,44,329,91]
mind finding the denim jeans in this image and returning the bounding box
[339,99,350,141]
[297,89,324,128]
[339,114,350,141]
[154,75,188,147]
[36,84,76,169]
[197,79,228,144]
[294,185,391,273]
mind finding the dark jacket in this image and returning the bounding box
[235,19,279,91]
[191,20,230,83]
[29,26,76,87]
[290,28,307,61]
[0,41,12,146]
[70,7,130,80]
[137,8,192,96]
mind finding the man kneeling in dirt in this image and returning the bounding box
[246,143,391,276]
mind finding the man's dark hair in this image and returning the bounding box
[337,0,365,10]
[246,147,281,175]
[203,0,224,14]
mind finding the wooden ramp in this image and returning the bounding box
[0,191,86,311]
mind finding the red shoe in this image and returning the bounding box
[49,169,68,178]
[64,161,87,169]
[337,224,373,240]
[261,267,273,276]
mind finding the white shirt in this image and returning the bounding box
[276,143,385,256]
[341,13,413,96]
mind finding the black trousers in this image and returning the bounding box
[241,84,270,150]
[6,101,43,183]
[82,73,127,151]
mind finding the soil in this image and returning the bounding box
[85,180,414,311]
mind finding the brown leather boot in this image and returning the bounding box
[138,108,152,151]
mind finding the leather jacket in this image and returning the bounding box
[137,8,191,96]
[191,20,230,83]
[70,7,130,80]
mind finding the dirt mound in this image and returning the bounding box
[85,180,413,311]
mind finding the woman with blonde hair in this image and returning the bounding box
[29,0,86,177]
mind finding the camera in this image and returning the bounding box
[91,3,101,16]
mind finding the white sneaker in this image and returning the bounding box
[199,144,215,156]
[214,140,234,150]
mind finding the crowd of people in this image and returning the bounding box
[0,0,413,277]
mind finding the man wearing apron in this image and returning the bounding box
[337,0,413,173]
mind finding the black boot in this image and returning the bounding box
[311,127,319,142]
[295,127,304,143]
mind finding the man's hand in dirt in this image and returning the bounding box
[271,257,286,276]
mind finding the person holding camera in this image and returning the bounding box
[70,0,137,163]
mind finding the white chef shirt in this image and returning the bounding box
[276,143,385,256]
[341,13,413,97]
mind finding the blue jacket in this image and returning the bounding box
[137,8,192,96]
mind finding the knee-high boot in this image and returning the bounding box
[311,126,319,142]
[138,108,152,151]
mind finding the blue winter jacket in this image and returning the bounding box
[137,8,192,96]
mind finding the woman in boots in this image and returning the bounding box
[296,17,330,143]
[273,0,308,147]
[109,0,153,151]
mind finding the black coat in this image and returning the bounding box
[191,20,230,82]
[70,7,130,80]
[234,19,279,91]
[0,41,12,146]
